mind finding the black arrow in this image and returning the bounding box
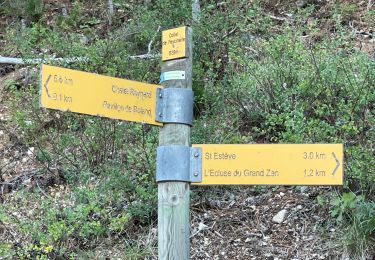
[331,152,340,176]
[44,74,51,98]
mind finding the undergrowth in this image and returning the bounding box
[0,0,374,258]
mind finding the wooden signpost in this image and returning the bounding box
[39,26,344,260]
[158,26,193,260]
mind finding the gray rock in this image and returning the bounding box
[79,35,89,45]
[296,186,309,193]
[272,209,288,224]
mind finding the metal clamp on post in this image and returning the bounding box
[155,88,193,125]
[156,145,202,183]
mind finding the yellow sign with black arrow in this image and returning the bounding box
[192,144,343,185]
[40,65,162,126]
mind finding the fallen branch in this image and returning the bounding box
[129,53,161,60]
[0,53,162,64]
[147,25,161,55]
[108,0,114,25]
[192,0,201,23]
[269,15,287,21]
[0,52,161,65]
[0,56,88,65]
[0,169,39,186]
[368,0,373,11]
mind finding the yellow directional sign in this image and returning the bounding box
[162,26,187,61]
[192,144,343,185]
[40,65,162,126]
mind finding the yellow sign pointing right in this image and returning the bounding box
[192,144,343,185]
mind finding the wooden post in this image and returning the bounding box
[158,27,193,260]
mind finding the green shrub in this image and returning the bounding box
[1,165,156,258]
[331,193,375,257]
[0,243,14,259]
[227,29,374,182]
[2,0,43,22]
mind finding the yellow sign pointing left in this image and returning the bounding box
[40,65,162,126]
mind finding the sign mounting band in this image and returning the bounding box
[156,145,202,182]
[155,88,193,125]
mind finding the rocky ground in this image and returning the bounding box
[0,66,41,202]
[189,186,345,260]
[92,186,351,259]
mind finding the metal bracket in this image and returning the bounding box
[156,145,202,183]
[155,88,193,125]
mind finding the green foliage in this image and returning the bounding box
[192,14,374,255]
[14,243,53,259]
[225,31,374,256]
[0,243,14,259]
[227,29,374,180]
[2,0,43,22]
[331,192,362,222]
[5,21,159,255]
[364,9,375,27]
[56,2,83,29]
[333,2,359,22]
[4,79,18,92]
[109,212,131,233]
[1,165,156,258]
[330,192,375,256]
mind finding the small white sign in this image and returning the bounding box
[160,71,186,82]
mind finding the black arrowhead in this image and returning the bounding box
[44,74,51,98]
[331,152,340,176]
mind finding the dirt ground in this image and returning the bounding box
[190,186,343,259]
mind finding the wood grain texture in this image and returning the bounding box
[158,182,190,259]
[158,27,193,260]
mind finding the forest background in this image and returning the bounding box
[0,0,374,259]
